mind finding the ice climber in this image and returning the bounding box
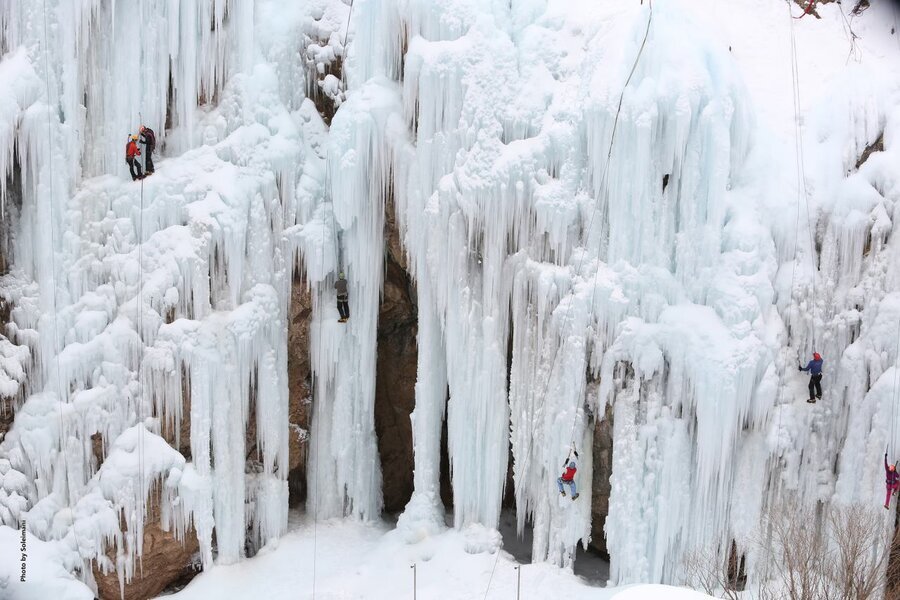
[335,272,349,323]
[885,454,899,509]
[139,125,156,176]
[798,352,823,403]
[125,135,143,181]
[557,450,579,500]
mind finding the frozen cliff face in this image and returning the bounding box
[0,0,334,590]
[352,0,900,583]
[371,0,770,574]
[0,0,898,596]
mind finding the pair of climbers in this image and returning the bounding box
[124,126,156,181]
[799,352,823,403]
[885,453,899,510]
[557,449,580,501]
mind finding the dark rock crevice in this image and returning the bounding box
[287,274,313,507]
[591,403,614,556]
[855,131,883,171]
[374,203,419,513]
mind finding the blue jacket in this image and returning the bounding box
[801,358,823,375]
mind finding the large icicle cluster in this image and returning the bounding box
[343,0,900,585]
[0,0,347,594]
[342,0,769,573]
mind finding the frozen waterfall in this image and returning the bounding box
[0,0,899,596]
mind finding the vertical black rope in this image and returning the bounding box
[135,0,147,575]
[788,1,817,352]
[40,0,87,571]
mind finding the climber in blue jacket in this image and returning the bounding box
[799,352,823,403]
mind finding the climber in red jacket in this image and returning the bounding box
[125,134,143,181]
[557,449,579,501]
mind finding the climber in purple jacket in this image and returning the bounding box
[885,453,899,509]
[798,352,823,403]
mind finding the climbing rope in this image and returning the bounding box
[342,0,355,57]
[137,154,147,547]
[340,0,355,89]
[894,2,900,53]
[481,2,654,596]
[759,1,823,581]
[570,0,654,447]
[835,1,861,64]
[131,90,150,573]
[329,200,342,274]
[788,0,818,352]
[133,0,152,554]
[890,317,900,456]
[40,0,87,568]
[312,0,353,600]
[332,0,354,273]
[312,309,320,600]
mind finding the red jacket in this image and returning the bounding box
[126,140,141,159]
[561,461,576,482]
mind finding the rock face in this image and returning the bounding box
[591,404,614,556]
[0,400,14,440]
[92,494,200,600]
[287,277,313,506]
[374,202,419,513]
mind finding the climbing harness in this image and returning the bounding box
[481,2,654,597]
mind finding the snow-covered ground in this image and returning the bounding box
[160,513,711,600]
[0,524,92,599]
[0,0,899,597]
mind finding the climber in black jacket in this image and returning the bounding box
[139,125,156,176]
[335,272,349,323]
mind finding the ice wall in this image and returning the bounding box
[307,80,398,521]
[0,0,329,592]
[349,0,900,586]
[1,0,899,595]
[350,0,768,573]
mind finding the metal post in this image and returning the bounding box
[411,563,416,600]
[515,566,521,600]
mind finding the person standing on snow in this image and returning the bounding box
[885,453,899,509]
[139,125,156,176]
[334,272,349,323]
[799,352,823,403]
[557,450,579,501]
[125,134,143,181]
